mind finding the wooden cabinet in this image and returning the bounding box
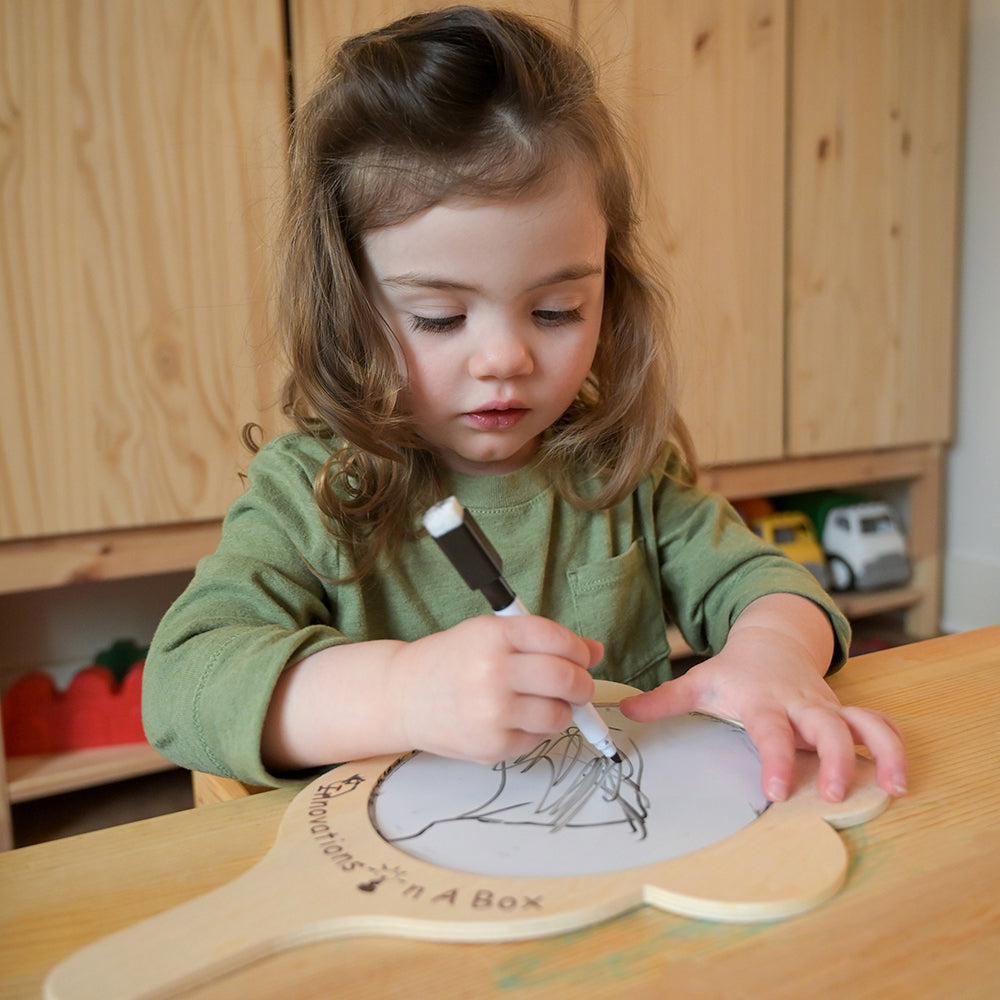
[581,0,964,466]
[0,0,288,542]
[579,0,788,466]
[0,0,289,849]
[787,0,965,455]
[578,0,964,655]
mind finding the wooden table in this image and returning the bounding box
[2,627,999,999]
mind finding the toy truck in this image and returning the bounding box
[746,510,831,590]
[776,492,911,592]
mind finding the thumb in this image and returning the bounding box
[619,673,701,723]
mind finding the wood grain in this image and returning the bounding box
[7,743,175,805]
[787,0,965,454]
[3,628,998,1000]
[580,0,787,466]
[0,0,288,539]
[0,520,221,594]
[42,692,888,1000]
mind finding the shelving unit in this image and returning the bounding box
[699,443,944,639]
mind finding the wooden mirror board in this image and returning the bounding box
[45,681,889,1000]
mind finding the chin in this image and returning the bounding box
[442,449,531,476]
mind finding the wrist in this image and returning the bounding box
[727,594,834,676]
[262,640,411,772]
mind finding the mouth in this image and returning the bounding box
[465,403,529,430]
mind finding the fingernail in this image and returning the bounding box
[891,775,908,796]
[826,781,845,802]
[767,777,788,801]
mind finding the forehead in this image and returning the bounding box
[361,165,607,281]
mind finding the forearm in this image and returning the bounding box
[261,640,411,773]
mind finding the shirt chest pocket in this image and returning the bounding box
[566,540,672,690]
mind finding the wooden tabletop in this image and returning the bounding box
[2,627,999,1000]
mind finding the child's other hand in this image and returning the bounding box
[618,595,908,804]
[389,615,603,765]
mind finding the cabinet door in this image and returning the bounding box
[787,0,965,455]
[290,2,575,103]
[0,1,287,540]
[579,0,787,466]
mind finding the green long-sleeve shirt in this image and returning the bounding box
[143,433,849,786]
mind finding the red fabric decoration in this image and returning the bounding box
[1,662,147,756]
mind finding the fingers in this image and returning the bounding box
[506,651,595,706]
[741,708,798,802]
[445,616,604,756]
[582,637,605,669]
[748,703,907,803]
[789,705,858,803]
[497,613,599,669]
[841,705,908,796]
[504,694,576,742]
[615,664,908,803]
[618,673,702,722]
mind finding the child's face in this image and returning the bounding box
[361,164,606,476]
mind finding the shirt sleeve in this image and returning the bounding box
[651,451,851,671]
[142,436,350,786]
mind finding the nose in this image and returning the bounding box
[468,323,534,380]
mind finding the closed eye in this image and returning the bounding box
[534,308,583,327]
[409,314,464,333]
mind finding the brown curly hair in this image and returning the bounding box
[274,5,694,579]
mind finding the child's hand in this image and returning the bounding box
[389,615,604,765]
[619,595,908,803]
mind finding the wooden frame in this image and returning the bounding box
[44,687,888,1000]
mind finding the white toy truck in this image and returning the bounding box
[780,493,912,592]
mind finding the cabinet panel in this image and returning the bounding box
[579,0,787,466]
[0,0,288,539]
[787,0,965,455]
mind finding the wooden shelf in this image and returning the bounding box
[0,521,223,596]
[7,743,176,804]
[699,444,940,500]
[0,446,940,595]
[834,585,922,621]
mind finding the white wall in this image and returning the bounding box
[942,0,1000,633]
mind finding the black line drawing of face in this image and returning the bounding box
[371,710,769,879]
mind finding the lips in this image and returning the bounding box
[465,402,529,430]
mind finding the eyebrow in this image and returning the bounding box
[381,263,604,293]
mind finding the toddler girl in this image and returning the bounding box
[144,5,906,805]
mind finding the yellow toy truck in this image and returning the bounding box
[746,510,830,590]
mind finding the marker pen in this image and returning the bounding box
[422,496,622,763]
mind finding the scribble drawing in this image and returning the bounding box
[372,711,770,879]
[387,725,648,844]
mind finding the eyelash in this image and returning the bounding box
[408,308,584,333]
[535,308,583,327]
[409,315,463,333]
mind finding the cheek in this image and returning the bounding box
[569,329,601,382]
[395,341,449,409]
